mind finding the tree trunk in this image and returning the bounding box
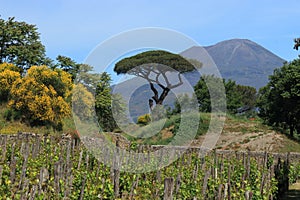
[290,125,294,138]
[148,83,170,108]
[149,99,154,111]
[157,88,170,105]
[296,126,300,137]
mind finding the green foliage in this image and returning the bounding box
[194,75,226,112]
[257,59,300,137]
[114,50,195,74]
[289,162,300,184]
[151,104,167,121]
[185,58,203,69]
[0,17,51,71]
[173,93,198,114]
[194,75,256,113]
[137,113,151,125]
[77,64,102,92]
[3,108,21,121]
[95,72,114,131]
[95,72,126,132]
[55,55,80,80]
[226,80,256,112]
[111,93,127,125]
[236,84,257,109]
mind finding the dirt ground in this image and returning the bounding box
[191,119,288,152]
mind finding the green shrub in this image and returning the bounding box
[3,108,21,121]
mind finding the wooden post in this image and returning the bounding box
[79,173,87,200]
[1,136,7,162]
[164,177,174,200]
[114,139,120,198]
[39,167,49,195]
[217,184,223,200]
[246,150,251,180]
[155,170,162,197]
[77,150,83,170]
[29,185,37,200]
[245,190,253,200]
[18,147,29,191]
[129,175,139,199]
[175,173,181,195]
[224,183,228,199]
[0,165,3,185]
[260,173,266,196]
[54,161,61,194]
[284,152,290,193]
[202,170,211,198]
[10,156,17,185]
[227,165,231,200]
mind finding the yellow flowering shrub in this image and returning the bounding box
[9,65,73,129]
[0,62,21,73]
[137,113,151,125]
[26,65,73,99]
[0,63,21,101]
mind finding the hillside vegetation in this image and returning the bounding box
[2,101,300,153]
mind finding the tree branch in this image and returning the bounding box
[169,73,183,89]
[161,72,171,88]
[150,82,159,103]
[158,87,170,104]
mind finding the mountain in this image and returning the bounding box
[181,39,286,89]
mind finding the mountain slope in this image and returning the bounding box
[181,39,286,89]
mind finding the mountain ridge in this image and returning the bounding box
[180,38,286,89]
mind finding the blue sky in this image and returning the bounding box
[1,0,300,64]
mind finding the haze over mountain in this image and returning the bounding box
[181,39,286,89]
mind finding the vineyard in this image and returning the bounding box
[0,133,300,199]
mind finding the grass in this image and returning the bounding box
[0,103,76,135]
[223,113,271,134]
[276,136,300,153]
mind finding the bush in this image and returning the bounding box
[137,114,151,125]
[3,108,21,121]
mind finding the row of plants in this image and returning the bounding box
[1,135,297,199]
